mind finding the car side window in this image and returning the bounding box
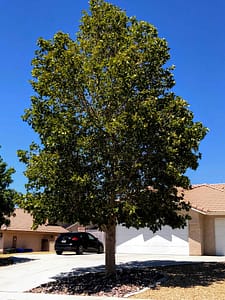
[88,233,95,240]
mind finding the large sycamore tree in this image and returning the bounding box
[18,0,207,273]
[0,150,16,226]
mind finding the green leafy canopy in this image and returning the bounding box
[0,148,16,226]
[18,0,208,233]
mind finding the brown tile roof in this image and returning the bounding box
[3,185,225,227]
[184,184,225,214]
[1,208,68,234]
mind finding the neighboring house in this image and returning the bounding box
[116,184,225,256]
[4,184,225,256]
[185,183,225,256]
[66,222,86,232]
[0,208,68,254]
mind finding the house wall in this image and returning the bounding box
[203,215,215,255]
[189,212,219,256]
[189,210,204,255]
[1,231,57,253]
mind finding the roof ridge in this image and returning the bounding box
[206,184,225,192]
[191,183,225,192]
[191,184,208,189]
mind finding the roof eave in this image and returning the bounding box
[205,211,225,216]
[191,207,225,216]
[191,207,208,215]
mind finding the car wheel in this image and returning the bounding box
[56,251,62,255]
[76,245,84,255]
[97,245,104,254]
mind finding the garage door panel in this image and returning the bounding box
[116,225,189,255]
[215,218,225,255]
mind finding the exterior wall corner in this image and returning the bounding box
[188,210,204,255]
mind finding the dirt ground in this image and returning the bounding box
[130,263,225,300]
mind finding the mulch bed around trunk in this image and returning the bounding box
[29,267,165,298]
[29,262,225,298]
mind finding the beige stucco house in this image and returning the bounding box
[1,184,225,256]
[0,208,68,254]
[117,184,225,256]
[186,184,225,256]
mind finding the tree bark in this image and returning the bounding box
[105,223,116,275]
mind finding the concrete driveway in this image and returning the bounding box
[0,252,106,292]
[1,252,225,299]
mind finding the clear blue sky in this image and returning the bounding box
[1,0,225,193]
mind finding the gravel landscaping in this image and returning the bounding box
[29,267,165,297]
[29,262,225,298]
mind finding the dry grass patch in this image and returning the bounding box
[130,262,225,300]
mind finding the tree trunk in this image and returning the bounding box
[105,223,116,275]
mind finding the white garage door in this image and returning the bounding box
[215,218,225,255]
[116,225,189,255]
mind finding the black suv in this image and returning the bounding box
[54,232,104,255]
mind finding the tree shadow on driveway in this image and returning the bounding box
[52,259,202,277]
[29,260,225,296]
[0,256,36,266]
[52,260,225,288]
[11,256,36,265]
[157,262,225,288]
